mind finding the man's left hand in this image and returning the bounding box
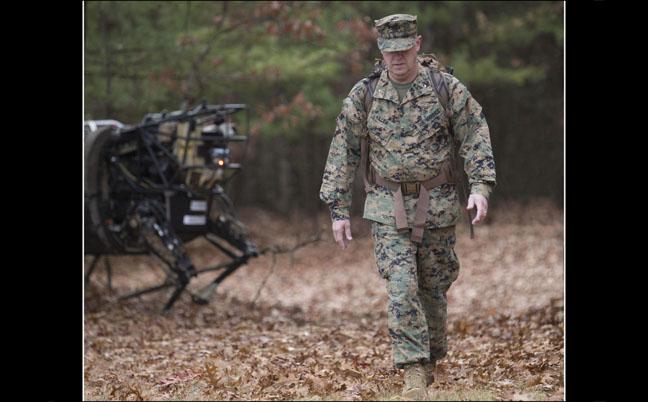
[467,194,488,225]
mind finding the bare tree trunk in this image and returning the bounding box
[99,2,114,117]
[277,135,292,215]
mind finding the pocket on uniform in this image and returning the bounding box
[427,226,460,287]
[426,185,461,227]
[371,223,391,280]
[366,112,393,148]
[412,95,449,146]
[425,226,457,247]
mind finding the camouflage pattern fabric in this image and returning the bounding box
[372,222,460,367]
[375,14,418,52]
[319,62,496,227]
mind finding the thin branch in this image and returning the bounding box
[252,252,276,305]
[191,6,279,70]
[257,230,323,256]
[251,230,323,305]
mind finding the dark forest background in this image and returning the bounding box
[84,1,563,217]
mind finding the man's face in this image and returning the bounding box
[381,36,422,83]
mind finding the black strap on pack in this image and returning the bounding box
[427,68,475,239]
[361,75,379,192]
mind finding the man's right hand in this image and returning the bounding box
[332,219,353,249]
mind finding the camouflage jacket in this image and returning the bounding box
[319,62,496,228]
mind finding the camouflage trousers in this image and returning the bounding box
[371,222,460,368]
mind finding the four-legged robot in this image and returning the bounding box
[84,103,259,311]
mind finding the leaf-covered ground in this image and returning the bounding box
[84,200,564,401]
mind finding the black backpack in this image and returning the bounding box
[360,53,475,238]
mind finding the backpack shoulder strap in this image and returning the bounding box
[418,53,453,118]
[362,74,380,115]
[428,67,452,121]
[427,66,475,239]
[360,75,379,191]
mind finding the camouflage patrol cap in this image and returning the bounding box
[374,14,418,52]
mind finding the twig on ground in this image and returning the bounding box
[257,230,322,255]
[252,252,277,305]
[251,231,323,305]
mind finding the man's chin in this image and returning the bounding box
[391,70,408,79]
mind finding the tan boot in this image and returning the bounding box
[402,362,429,401]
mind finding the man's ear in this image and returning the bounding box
[415,35,422,52]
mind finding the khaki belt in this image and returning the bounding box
[371,160,454,244]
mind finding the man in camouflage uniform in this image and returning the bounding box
[319,14,496,400]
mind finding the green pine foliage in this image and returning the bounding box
[84,1,564,209]
[85,1,562,124]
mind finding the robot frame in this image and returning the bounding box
[84,101,261,312]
